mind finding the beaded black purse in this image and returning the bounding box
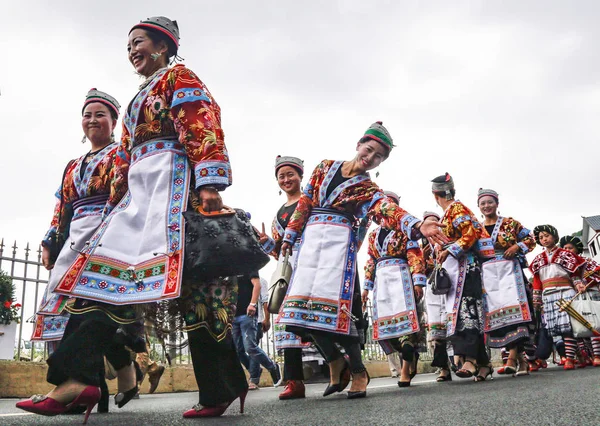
[182,206,269,280]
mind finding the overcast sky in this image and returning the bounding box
[2,2,600,327]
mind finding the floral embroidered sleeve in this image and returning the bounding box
[532,272,543,306]
[406,240,427,286]
[363,230,378,291]
[43,161,77,246]
[260,217,280,258]
[106,128,132,213]
[42,187,63,247]
[446,204,479,258]
[368,195,421,239]
[283,161,325,245]
[168,67,231,191]
[513,219,536,254]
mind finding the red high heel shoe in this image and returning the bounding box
[183,389,248,418]
[16,385,100,424]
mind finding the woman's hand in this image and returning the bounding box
[257,223,269,244]
[503,245,520,259]
[418,221,449,246]
[414,286,423,301]
[198,186,223,212]
[281,242,293,256]
[575,282,587,293]
[41,246,54,270]
[436,249,450,265]
[361,289,369,310]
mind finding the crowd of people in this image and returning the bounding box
[15,14,600,423]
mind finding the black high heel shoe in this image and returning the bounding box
[115,385,139,408]
[347,370,370,399]
[323,359,350,397]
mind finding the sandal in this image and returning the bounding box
[436,368,452,382]
[474,365,494,382]
[504,357,517,375]
[455,360,478,378]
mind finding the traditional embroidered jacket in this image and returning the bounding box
[530,247,586,303]
[440,201,494,260]
[108,64,231,212]
[487,216,536,258]
[42,144,118,248]
[364,227,427,290]
[261,201,299,258]
[282,160,421,246]
[53,65,231,306]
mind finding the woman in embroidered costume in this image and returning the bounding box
[258,156,312,400]
[19,16,246,420]
[430,174,495,382]
[279,122,447,399]
[530,225,587,370]
[362,191,427,388]
[477,188,536,376]
[422,211,454,382]
[18,90,140,421]
[559,235,600,367]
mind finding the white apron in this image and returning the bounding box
[54,139,190,305]
[482,258,531,332]
[425,286,447,341]
[372,258,419,341]
[32,193,107,340]
[272,210,309,349]
[278,208,357,335]
[443,255,468,338]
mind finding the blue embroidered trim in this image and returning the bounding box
[367,191,385,211]
[413,274,427,286]
[194,161,231,189]
[73,144,116,199]
[167,153,189,253]
[131,139,184,164]
[364,279,375,291]
[171,88,211,108]
[283,229,298,245]
[518,242,529,253]
[124,69,168,145]
[400,214,420,237]
[517,227,531,240]
[72,204,104,221]
[261,236,276,254]
[406,240,419,250]
[318,161,342,204]
[490,216,503,245]
[447,243,463,258]
[452,214,471,228]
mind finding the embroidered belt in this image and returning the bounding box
[131,138,184,165]
[376,256,407,266]
[308,207,355,226]
[72,194,109,210]
[542,277,572,291]
[72,194,110,221]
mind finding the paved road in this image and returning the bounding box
[1,366,598,426]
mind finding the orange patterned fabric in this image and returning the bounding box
[364,228,426,290]
[108,64,231,210]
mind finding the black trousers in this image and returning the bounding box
[187,328,248,406]
[310,331,365,374]
[47,313,131,387]
[283,348,304,381]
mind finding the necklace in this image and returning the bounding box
[139,67,168,90]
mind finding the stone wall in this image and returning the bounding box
[0,360,436,398]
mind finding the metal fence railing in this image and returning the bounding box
[1,238,439,366]
[0,239,50,362]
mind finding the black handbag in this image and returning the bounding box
[429,265,452,295]
[183,206,269,280]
